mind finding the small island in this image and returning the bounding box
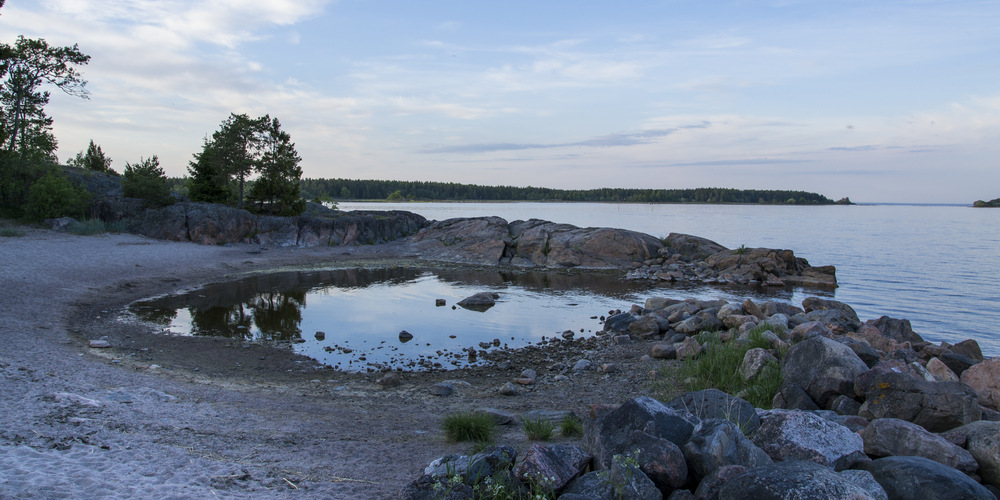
[973,198,1000,208]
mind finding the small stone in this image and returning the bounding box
[562,330,575,339]
[89,339,112,348]
[613,334,631,345]
[514,378,535,386]
[314,331,326,340]
[651,343,677,359]
[431,382,454,397]
[398,330,413,342]
[377,373,401,387]
[573,359,592,372]
[499,382,519,396]
[435,299,446,307]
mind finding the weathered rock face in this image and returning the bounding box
[512,443,591,492]
[122,202,428,247]
[407,217,510,265]
[751,409,867,471]
[584,396,699,469]
[682,419,772,481]
[667,389,761,435]
[962,358,1000,411]
[717,460,885,500]
[661,233,728,261]
[860,456,996,500]
[945,421,1000,488]
[782,336,869,408]
[859,418,979,473]
[856,371,982,432]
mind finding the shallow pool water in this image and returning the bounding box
[127,265,831,372]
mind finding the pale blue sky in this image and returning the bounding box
[2,0,998,203]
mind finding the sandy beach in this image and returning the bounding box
[0,227,654,499]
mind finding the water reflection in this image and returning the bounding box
[128,265,830,372]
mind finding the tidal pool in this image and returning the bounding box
[126,266,659,372]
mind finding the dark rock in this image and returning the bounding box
[861,456,996,500]
[584,396,700,469]
[693,465,746,500]
[788,321,832,344]
[667,389,760,435]
[430,382,454,397]
[456,292,499,311]
[859,418,978,473]
[682,419,772,481]
[941,352,977,377]
[951,339,986,363]
[662,233,728,261]
[944,421,1000,488]
[398,330,413,342]
[407,216,510,265]
[509,219,663,269]
[856,371,981,432]
[621,430,688,494]
[868,316,924,344]
[830,395,862,416]
[758,301,804,318]
[782,336,869,408]
[751,409,867,471]
[513,443,591,493]
[771,382,820,411]
[651,343,677,360]
[717,460,884,500]
[474,408,517,426]
[604,312,638,333]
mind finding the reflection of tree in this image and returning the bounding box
[189,304,253,339]
[251,290,305,341]
[132,305,178,326]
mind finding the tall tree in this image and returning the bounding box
[246,116,304,215]
[70,139,113,173]
[0,36,90,160]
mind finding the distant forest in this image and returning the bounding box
[297,178,848,205]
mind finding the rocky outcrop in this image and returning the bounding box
[114,202,428,247]
[407,217,662,269]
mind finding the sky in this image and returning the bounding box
[1,0,999,203]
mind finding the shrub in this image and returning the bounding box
[67,219,107,235]
[522,416,554,441]
[25,172,90,221]
[442,412,496,443]
[0,226,26,237]
[123,156,173,207]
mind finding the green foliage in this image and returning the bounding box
[559,414,583,437]
[442,412,496,443]
[973,197,1000,208]
[676,325,785,409]
[69,140,114,174]
[123,155,173,207]
[66,218,107,235]
[735,244,748,254]
[299,178,841,205]
[24,171,89,221]
[386,189,404,201]
[189,113,305,215]
[0,226,25,237]
[522,416,555,441]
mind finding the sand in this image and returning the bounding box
[0,226,657,499]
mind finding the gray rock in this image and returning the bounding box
[771,382,821,411]
[651,343,677,360]
[830,395,862,416]
[682,419,772,481]
[868,316,924,344]
[802,297,862,331]
[782,336,869,408]
[739,348,778,381]
[584,396,700,469]
[619,430,687,494]
[859,418,978,473]
[718,460,883,500]
[456,292,499,311]
[498,382,518,396]
[944,421,1000,488]
[856,371,981,432]
[788,321,832,343]
[513,443,591,493]
[951,339,986,363]
[430,382,454,397]
[861,456,996,500]
[573,359,593,372]
[667,389,761,435]
[662,233,728,261]
[962,358,1000,411]
[752,409,867,471]
[474,408,517,426]
[838,470,889,500]
[941,352,978,376]
[604,312,638,333]
[693,465,747,500]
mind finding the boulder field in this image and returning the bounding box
[403,296,1000,499]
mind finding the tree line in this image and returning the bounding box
[299,178,844,205]
[0,1,306,220]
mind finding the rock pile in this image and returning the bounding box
[403,295,1000,499]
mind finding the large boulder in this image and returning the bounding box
[509,219,663,268]
[856,371,981,432]
[860,456,996,500]
[859,418,978,473]
[782,336,869,408]
[662,233,728,261]
[944,421,1000,489]
[584,396,699,469]
[867,316,924,344]
[562,454,661,500]
[801,297,861,331]
[667,389,761,435]
[682,419,773,481]
[751,409,867,471]
[717,460,885,500]
[408,217,510,265]
[962,358,1000,411]
[513,443,591,493]
[619,430,687,495]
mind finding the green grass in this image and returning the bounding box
[522,416,555,441]
[442,412,496,443]
[559,414,583,437]
[0,227,26,237]
[672,325,785,409]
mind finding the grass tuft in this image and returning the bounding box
[442,412,496,443]
[0,227,26,237]
[522,416,555,441]
[559,414,583,437]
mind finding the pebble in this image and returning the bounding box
[573,359,592,372]
[89,339,111,348]
[520,368,537,380]
[430,382,454,397]
[498,382,519,396]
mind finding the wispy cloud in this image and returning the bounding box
[420,126,704,154]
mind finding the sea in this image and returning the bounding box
[337,201,1000,357]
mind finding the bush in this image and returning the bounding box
[123,156,173,207]
[67,219,107,235]
[0,226,26,237]
[559,414,583,437]
[25,172,91,221]
[442,412,496,443]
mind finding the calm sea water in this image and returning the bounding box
[339,201,1000,356]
